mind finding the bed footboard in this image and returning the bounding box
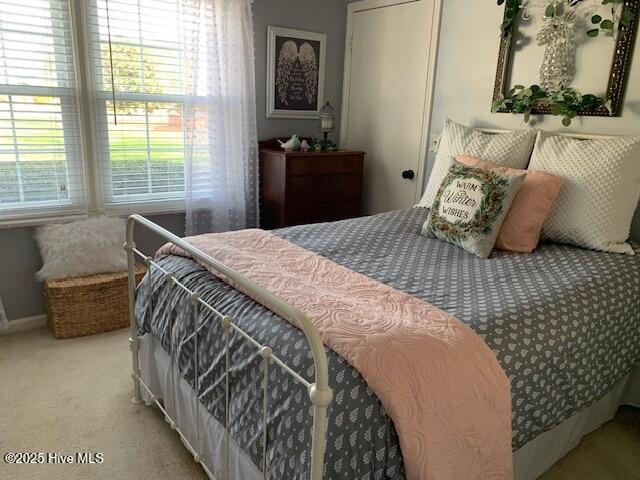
[124,214,333,480]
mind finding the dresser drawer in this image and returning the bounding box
[290,201,360,225]
[290,174,361,203]
[288,155,362,176]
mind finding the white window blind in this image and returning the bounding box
[0,0,85,219]
[87,0,189,209]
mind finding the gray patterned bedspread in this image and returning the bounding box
[136,208,640,479]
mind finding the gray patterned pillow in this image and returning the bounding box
[422,160,525,258]
[417,118,537,208]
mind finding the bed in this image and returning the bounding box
[128,207,640,480]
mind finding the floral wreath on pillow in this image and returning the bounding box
[429,162,508,244]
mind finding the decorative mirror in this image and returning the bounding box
[492,0,639,125]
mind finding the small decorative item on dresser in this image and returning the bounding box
[278,134,301,152]
[44,266,146,339]
[259,139,365,229]
[319,101,335,140]
[317,101,337,151]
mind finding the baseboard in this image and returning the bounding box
[0,314,47,335]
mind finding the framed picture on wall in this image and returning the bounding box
[266,26,326,119]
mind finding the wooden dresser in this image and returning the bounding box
[259,146,365,229]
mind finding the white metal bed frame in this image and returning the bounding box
[125,214,333,480]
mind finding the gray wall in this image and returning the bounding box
[254,0,347,140]
[426,0,640,241]
[0,0,347,321]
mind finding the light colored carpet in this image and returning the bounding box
[0,325,207,480]
[1,325,638,480]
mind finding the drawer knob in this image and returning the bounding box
[402,169,415,180]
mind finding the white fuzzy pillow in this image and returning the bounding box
[417,119,537,208]
[529,131,640,254]
[35,216,128,281]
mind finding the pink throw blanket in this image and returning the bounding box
[157,229,512,480]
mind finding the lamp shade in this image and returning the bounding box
[319,101,335,133]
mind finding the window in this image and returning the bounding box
[0,0,85,220]
[87,0,188,209]
[0,0,208,223]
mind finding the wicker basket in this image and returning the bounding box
[43,266,146,339]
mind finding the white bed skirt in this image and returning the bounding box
[140,333,262,480]
[139,333,640,480]
[514,363,639,479]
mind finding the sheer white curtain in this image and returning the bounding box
[0,297,7,331]
[181,0,259,235]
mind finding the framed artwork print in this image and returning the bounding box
[267,26,326,119]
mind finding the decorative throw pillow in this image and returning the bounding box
[417,119,537,208]
[35,216,128,280]
[422,160,525,258]
[457,155,564,253]
[528,131,640,254]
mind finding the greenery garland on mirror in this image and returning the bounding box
[498,0,633,39]
[494,0,634,125]
[492,85,612,126]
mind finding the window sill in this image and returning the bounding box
[104,199,186,217]
[0,201,186,229]
[0,213,89,229]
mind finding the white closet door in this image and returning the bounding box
[341,0,438,215]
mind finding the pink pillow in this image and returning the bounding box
[456,155,564,253]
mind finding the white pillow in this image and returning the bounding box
[35,216,128,280]
[417,119,537,208]
[529,131,640,254]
